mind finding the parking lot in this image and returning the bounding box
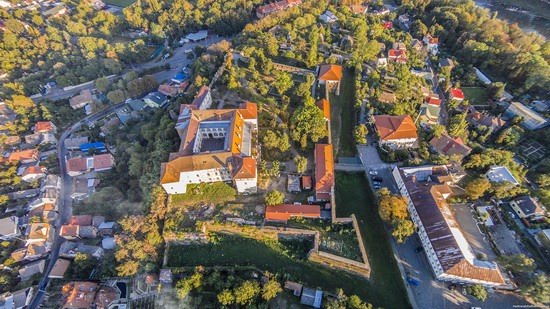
[452,204,497,261]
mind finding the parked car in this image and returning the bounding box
[415,247,423,253]
[373,185,381,189]
[407,276,420,286]
[372,176,383,182]
[369,170,378,175]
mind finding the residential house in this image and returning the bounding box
[376,57,388,68]
[410,39,423,52]
[64,136,89,150]
[3,135,21,146]
[70,89,93,110]
[256,0,302,18]
[66,154,114,176]
[42,4,68,18]
[300,287,323,308]
[190,86,213,110]
[27,202,57,222]
[23,133,41,146]
[373,115,418,148]
[33,121,56,134]
[350,4,367,15]
[425,94,442,106]
[8,148,39,164]
[95,285,121,309]
[423,34,439,55]
[449,88,465,102]
[419,103,441,126]
[185,30,208,42]
[317,64,343,95]
[392,166,506,287]
[0,287,33,309]
[397,14,411,31]
[158,82,188,97]
[265,204,321,222]
[504,102,548,130]
[11,243,48,262]
[388,49,407,64]
[26,222,51,246]
[98,221,116,236]
[429,134,472,161]
[439,58,455,70]
[127,99,147,112]
[485,165,520,186]
[315,99,330,121]
[61,281,98,308]
[21,165,47,182]
[378,91,396,104]
[466,107,507,131]
[160,103,258,195]
[143,91,169,108]
[66,157,87,177]
[49,258,71,279]
[0,216,20,240]
[59,225,79,240]
[102,237,116,250]
[319,10,338,23]
[314,144,334,202]
[71,177,99,200]
[382,21,393,29]
[40,132,57,145]
[18,259,46,282]
[301,175,312,190]
[510,196,546,222]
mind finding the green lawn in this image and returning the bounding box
[330,68,357,157]
[335,172,410,309]
[170,182,236,206]
[104,0,135,7]
[462,87,488,105]
[167,234,373,301]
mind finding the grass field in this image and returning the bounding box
[170,182,236,206]
[330,68,357,157]
[462,86,488,105]
[335,172,410,309]
[104,0,135,7]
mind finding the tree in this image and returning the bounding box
[273,72,293,96]
[378,189,408,222]
[261,279,282,301]
[448,112,468,138]
[497,254,536,274]
[294,155,308,174]
[107,89,125,104]
[467,284,487,301]
[465,177,491,200]
[262,130,290,152]
[71,253,97,279]
[95,77,110,93]
[218,289,235,305]
[176,270,203,299]
[487,82,505,99]
[234,280,260,305]
[521,275,550,304]
[354,124,368,144]
[490,181,527,199]
[432,124,446,138]
[290,105,328,148]
[265,190,284,206]
[391,219,415,243]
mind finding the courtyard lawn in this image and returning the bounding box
[104,0,135,7]
[170,182,236,206]
[462,87,488,105]
[329,68,357,157]
[167,234,374,303]
[335,172,410,309]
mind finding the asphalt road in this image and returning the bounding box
[427,57,449,126]
[28,102,126,308]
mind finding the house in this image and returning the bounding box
[71,177,99,200]
[466,107,507,131]
[392,166,506,287]
[98,221,115,236]
[127,99,147,112]
[11,243,48,262]
[350,4,367,15]
[40,132,57,145]
[24,134,42,146]
[314,144,334,202]
[510,196,546,222]
[27,203,57,222]
[26,222,51,245]
[185,30,208,42]
[143,91,168,108]
[0,216,20,240]
[95,285,121,309]
[158,82,188,97]
[66,154,114,176]
[101,237,116,250]
[93,153,115,171]
[388,49,407,64]
[301,175,312,190]
[190,86,213,110]
[61,281,98,308]
[80,142,106,154]
[21,165,47,182]
[425,95,442,106]
[449,88,465,102]
[3,135,21,146]
[485,166,520,186]
[76,244,104,259]
[42,4,68,18]
[284,281,303,296]
[317,64,343,95]
[397,14,411,31]
[66,157,88,177]
[300,287,323,308]
[8,148,39,164]
[373,115,418,148]
[160,103,258,195]
[419,103,441,126]
[315,99,330,121]
[49,258,71,279]
[376,57,388,68]
[265,204,321,222]
[319,10,338,23]
[430,134,472,161]
[0,287,34,309]
[423,34,439,55]
[378,92,396,104]
[256,0,302,18]
[64,136,89,150]
[160,269,173,284]
[410,39,423,51]
[59,225,79,240]
[34,121,56,134]
[439,58,455,70]
[70,89,93,110]
[382,21,393,29]
[69,215,93,226]
[19,259,46,281]
[504,102,548,130]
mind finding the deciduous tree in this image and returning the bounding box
[265,190,284,206]
[465,177,491,200]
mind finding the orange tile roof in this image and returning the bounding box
[8,148,38,162]
[318,64,343,81]
[22,165,46,177]
[314,144,334,200]
[445,259,505,285]
[60,225,78,237]
[238,102,258,119]
[68,215,92,226]
[265,204,321,222]
[67,157,87,173]
[301,175,312,189]
[233,156,257,179]
[62,281,98,309]
[315,99,331,120]
[374,115,418,141]
[425,96,442,106]
[34,121,55,133]
[161,152,234,184]
[93,153,115,170]
[430,134,472,159]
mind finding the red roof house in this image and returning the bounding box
[388,49,407,64]
[265,204,321,222]
[34,121,57,134]
[373,115,418,148]
[449,88,465,101]
[314,144,334,201]
[317,64,343,94]
[315,99,331,121]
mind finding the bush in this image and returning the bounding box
[467,284,487,301]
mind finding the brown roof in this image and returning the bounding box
[315,144,334,200]
[350,4,367,14]
[34,121,55,133]
[430,134,472,159]
[8,149,38,162]
[318,64,343,81]
[315,99,331,120]
[301,175,312,188]
[62,281,98,309]
[445,259,505,285]
[67,157,87,173]
[49,259,70,278]
[93,153,115,170]
[374,115,417,141]
[238,102,258,119]
[232,156,257,179]
[95,286,120,309]
[68,215,92,226]
[191,86,210,108]
[22,165,46,177]
[378,92,396,104]
[60,225,79,237]
[28,223,50,240]
[265,204,321,222]
[70,89,92,108]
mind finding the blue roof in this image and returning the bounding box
[172,72,187,82]
[80,142,106,152]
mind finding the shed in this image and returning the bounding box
[300,287,323,308]
[301,175,312,190]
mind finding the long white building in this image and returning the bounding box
[160,102,258,195]
[392,165,506,287]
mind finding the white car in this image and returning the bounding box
[369,170,378,175]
